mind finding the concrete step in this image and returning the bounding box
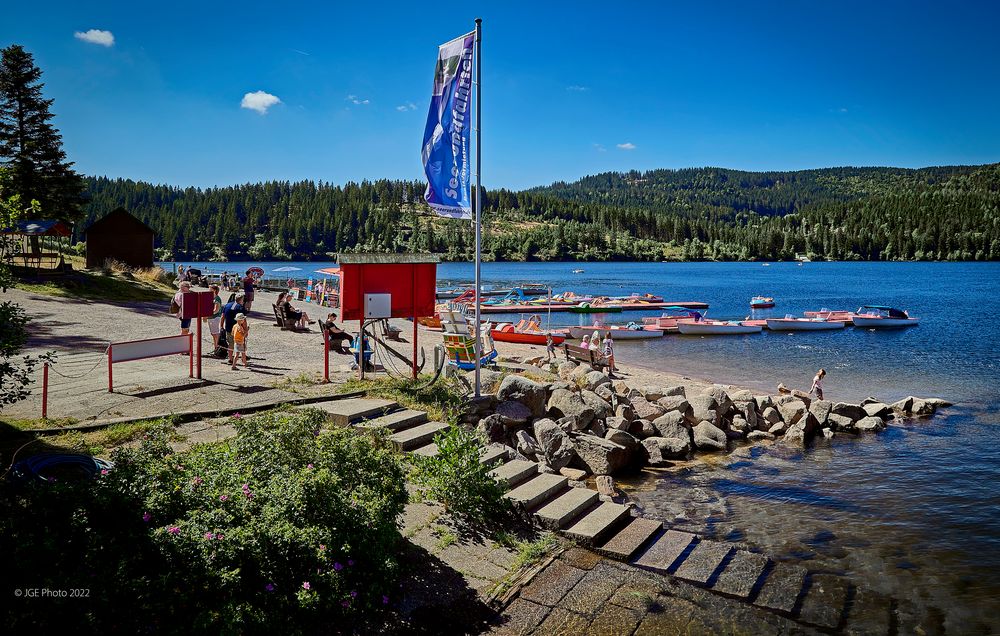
[754,563,808,614]
[411,443,439,458]
[389,421,449,451]
[711,550,769,599]
[597,517,663,561]
[479,445,509,467]
[489,460,539,488]
[798,573,850,630]
[534,487,599,530]
[310,398,398,426]
[633,530,697,574]
[357,408,427,431]
[673,539,733,585]
[562,502,632,547]
[505,473,568,510]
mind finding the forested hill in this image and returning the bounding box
[81,163,1000,262]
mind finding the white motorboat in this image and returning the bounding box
[852,306,919,328]
[766,316,846,331]
[676,320,762,335]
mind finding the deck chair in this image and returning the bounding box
[442,333,497,371]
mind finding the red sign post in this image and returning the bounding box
[182,290,215,379]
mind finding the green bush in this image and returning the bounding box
[409,427,513,528]
[0,408,407,634]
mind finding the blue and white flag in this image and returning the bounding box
[421,32,475,219]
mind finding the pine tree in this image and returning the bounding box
[0,45,84,221]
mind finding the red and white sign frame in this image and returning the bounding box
[108,334,193,392]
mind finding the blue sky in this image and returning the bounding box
[3,1,999,190]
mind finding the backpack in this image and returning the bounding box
[169,298,180,314]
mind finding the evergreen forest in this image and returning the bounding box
[80,163,1000,262]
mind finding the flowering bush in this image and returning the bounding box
[0,408,407,633]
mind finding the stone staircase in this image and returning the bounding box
[310,398,894,633]
[481,448,894,634]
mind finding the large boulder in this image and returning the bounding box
[747,430,775,441]
[594,384,616,404]
[568,364,591,383]
[891,396,913,415]
[497,375,548,417]
[791,390,812,407]
[581,390,613,420]
[761,407,782,429]
[547,389,596,430]
[557,361,578,380]
[910,397,936,416]
[754,395,774,412]
[688,394,720,426]
[777,400,807,428]
[768,421,789,436]
[731,400,759,431]
[641,436,691,465]
[615,403,636,422]
[808,400,833,427]
[702,386,734,414]
[827,413,855,433]
[634,419,657,439]
[514,429,541,458]
[572,434,630,475]
[652,411,691,440]
[656,396,692,417]
[496,400,532,427]
[588,420,607,438]
[692,420,728,451]
[662,385,687,398]
[863,402,891,419]
[782,426,807,448]
[729,389,754,402]
[605,429,639,450]
[832,402,867,422]
[641,385,665,401]
[476,414,506,443]
[785,412,820,443]
[533,418,575,469]
[585,370,612,391]
[606,416,630,432]
[630,396,667,421]
[856,416,887,433]
[612,379,630,395]
[729,416,752,436]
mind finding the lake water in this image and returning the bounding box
[167,260,1000,629]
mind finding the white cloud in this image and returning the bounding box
[74,29,115,47]
[291,48,311,56]
[839,107,849,113]
[617,142,636,150]
[240,90,282,115]
[567,85,588,92]
[396,102,417,112]
[346,94,370,105]
[593,143,607,152]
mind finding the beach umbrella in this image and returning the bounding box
[273,266,302,272]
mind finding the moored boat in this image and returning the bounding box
[750,296,775,309]
[676,320,762,335]
[490,315,566,345]
[642,307,705,332]
[568,301,623,313]
[852,306,919,328]
[567,322,664,339]
[765,316,846,331]
[803,308,855,322]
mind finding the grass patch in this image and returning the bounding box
[510,533,561,571]
[272,372,323,394]
[0,416,78,430]
[17,268,174,302]
[31,417,177,458]
[433,527,459,551]
[337,375,465,424]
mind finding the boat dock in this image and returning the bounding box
[476,300,708,314]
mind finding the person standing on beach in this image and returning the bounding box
[231,314,250,370]
[221,292,246,365]
[206,284,223,353]
[811,368,826,400]
[173,281,192,336]
[242,270,256,312]
[603,335,615,374]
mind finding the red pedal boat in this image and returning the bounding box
[490,315,566,346]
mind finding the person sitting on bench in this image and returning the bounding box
[322,312,354,353]
[280,291,313,330]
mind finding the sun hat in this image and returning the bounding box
[236,313,246,321]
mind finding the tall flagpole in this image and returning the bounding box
[473,17,483,398]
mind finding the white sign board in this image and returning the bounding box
[110,335,191,363]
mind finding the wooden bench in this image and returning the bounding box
[564,343,608,370]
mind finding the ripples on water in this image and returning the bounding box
[172,260,1000,628]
